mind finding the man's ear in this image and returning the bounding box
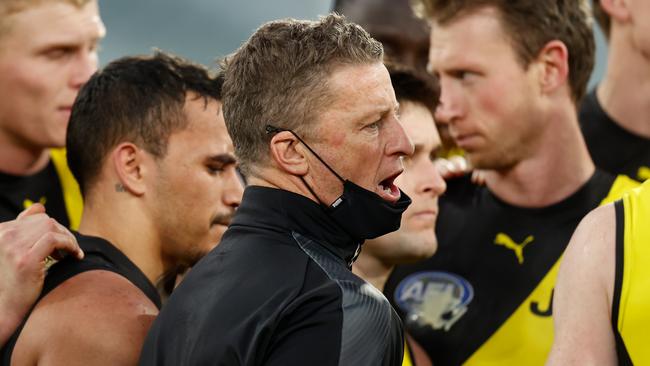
[599,0,632,23]
[268,131,309,176]
[111,142,147,196]
[535,40,570,97]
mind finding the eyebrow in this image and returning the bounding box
[206,153,237,166]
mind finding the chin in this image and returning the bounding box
[389,234,438,265]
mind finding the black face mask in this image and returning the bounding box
[266,125,412,243]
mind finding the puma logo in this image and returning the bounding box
[637,166,650,181]
[23,196,47,210]
[494,233,534,265]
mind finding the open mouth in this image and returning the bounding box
[378,172,402,202]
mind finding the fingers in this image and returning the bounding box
[28,231,83,266]
[471,170,487,186]
[17,203,46,220]
[437,156,472,179]
[0,214,84,263]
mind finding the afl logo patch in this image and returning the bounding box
[394,271,474,331]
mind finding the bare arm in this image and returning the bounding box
[0,204,83,346]
[11,270,158,366]
[546,204,617,366]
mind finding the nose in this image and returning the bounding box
[222,167,244,209]
[386,117,415,158]
[418,159,447,197]
[69,50,99,90]
[434,79,463,125]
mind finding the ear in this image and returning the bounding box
[599,0,632,23]
[111,142,147,196]
[535,40,569,97]
[268,131,309,176]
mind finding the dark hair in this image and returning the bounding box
[592,1,610,38]
[388,64,440,115]
[66,51,223,195]
[222,13,383,176]
[414,0,595,104]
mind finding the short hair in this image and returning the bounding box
[388,64,440,116]
[592,1,610,39]
[0,0,91,39]
[222,13,383,176]
[66,51,223,195]
[413,0,595,104]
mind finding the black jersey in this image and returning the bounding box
[139,186,404,366]
[580,89,650,181]
[384,171,637,366]
[0,233,161,365]
[0,149,83,227]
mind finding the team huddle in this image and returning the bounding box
[1,0,649,365]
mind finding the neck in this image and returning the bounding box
[485,105,595,207]
[78,189,166,285]
[0,131,50,175]
[352,252,393,291]
[247,168,321,204]
[597,29,650,138]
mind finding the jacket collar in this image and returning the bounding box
[231,186,361,267]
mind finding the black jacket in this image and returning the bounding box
[139,186,404,366]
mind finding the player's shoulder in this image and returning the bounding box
[14,270,158,365]
[32,270,157,328]
[563,203,616,271]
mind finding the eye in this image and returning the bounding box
[207,165,224,175]
[451,70,478,82]
[44,47,76,60]
[365,120,381,131]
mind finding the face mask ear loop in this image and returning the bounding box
[265,124,346,183]
[299,176,328,207]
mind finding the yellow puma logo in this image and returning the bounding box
[494,233,534,265]
[23,196,47,210]
[637,166,650,181]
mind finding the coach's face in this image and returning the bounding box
[304,62,414,206]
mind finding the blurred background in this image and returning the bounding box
[98,0,608,89]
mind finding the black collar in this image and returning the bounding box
[72,233,162,309]
[231,186,361,266]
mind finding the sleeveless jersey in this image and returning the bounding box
[580,89,650,181]
[0,233,161,365]
[385,170,638,366]
[612,180,650,365]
